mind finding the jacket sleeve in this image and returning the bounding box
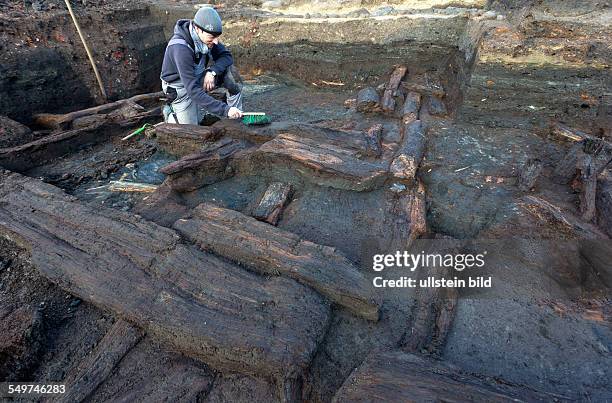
[171,44,231,117]
[209,43,234,75]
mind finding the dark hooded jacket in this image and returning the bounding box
[160,19,233,116]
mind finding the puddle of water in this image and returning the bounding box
[112,151,177,185]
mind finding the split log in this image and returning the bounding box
[596,172,612,237]
[57,320,143,403]
[255,132,389,191]
[381,66,408,114]
[386,180,428,250]
[521,195,608,239]
[252,182,293,225]
[33,91,163,130]
[400,91,421,124]
[158,138,247,192]
[333,351,553,402]
[154,123,224,156]
[390,120,426,182]
[0,111,160,172]
[108,181,159,193]
[0,171,330,380]
[356,87,381,113]
[401,236,460,354]
[553,126,612,184]
[575,153,597,221]
[363,124,383,158]
[173,203,381,321]
[518,157,543,191]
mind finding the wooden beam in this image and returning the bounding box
[576,153,597,221]
[390,120,426,182]
[255,132,389,191]
[252,182,293,225]
[108,181,159,193]
[362,124,383,158]
[381,65,408,114]
[333,351,554,402]
[154,123,224,156]
[173,203,381,321]
[0,171,330,380]
[33,92,164,130]
[158,138,247,192]
[58,320,143,403]
[400,91,421,124]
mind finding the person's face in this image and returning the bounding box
[196,27,219,49]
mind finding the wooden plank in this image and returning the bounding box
[386,180,428,250]
[154,123,224,156]
[521,195,608,239]
[108,181,158,193]
[58,320,143,403]
[33,91,163,130]
[333,351,555,402]
[255,132,389,191]
[390,120,426,182]
[0,171,330,380]
[363,124,383,158]
[158,138,247,192]
[518,157,543,192]
[400,91,421,124]
[173,203,381,321]
[252,182,293,225]
[576,153,597,221]
[381,65,408,114]
[0,111,159,172]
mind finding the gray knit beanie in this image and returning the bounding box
[193,7,223,36]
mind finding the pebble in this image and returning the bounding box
[496,14,506,20]
[346,8,370,18]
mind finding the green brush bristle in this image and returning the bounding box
[242,114,271,126]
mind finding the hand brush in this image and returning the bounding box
[242,112,271,126]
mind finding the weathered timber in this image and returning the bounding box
[389,120,426,182]
[333,351,554,402]
[400,91,421,124]
[0,111,160,172]
[521,195,609,239]
[0,116,36,148]
[158,138,247,192]
[553,141,585,184]
[252,182,293,225]
[576,153,597,221]
[33,91,163,130]
[597,172,612,237]
[386,180,428,250]
[381,65,408,114]
[173,203,381,321]
[363,124,383,158]
[255,132,389,191]
[57,320,143,403]
[518,157,543,191]
[554,136,612,185]
[402,236,460,354]
[356,87,381,113]
[0,171,330,380]
[551,122,590,142]
[154,123,224,156]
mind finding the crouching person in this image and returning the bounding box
[160,6,243,124]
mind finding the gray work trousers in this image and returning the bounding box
[162,66,243,125]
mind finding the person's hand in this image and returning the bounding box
[204,72,215,91]
[227,107,243,119]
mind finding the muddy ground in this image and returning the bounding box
[0,0,611,402]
